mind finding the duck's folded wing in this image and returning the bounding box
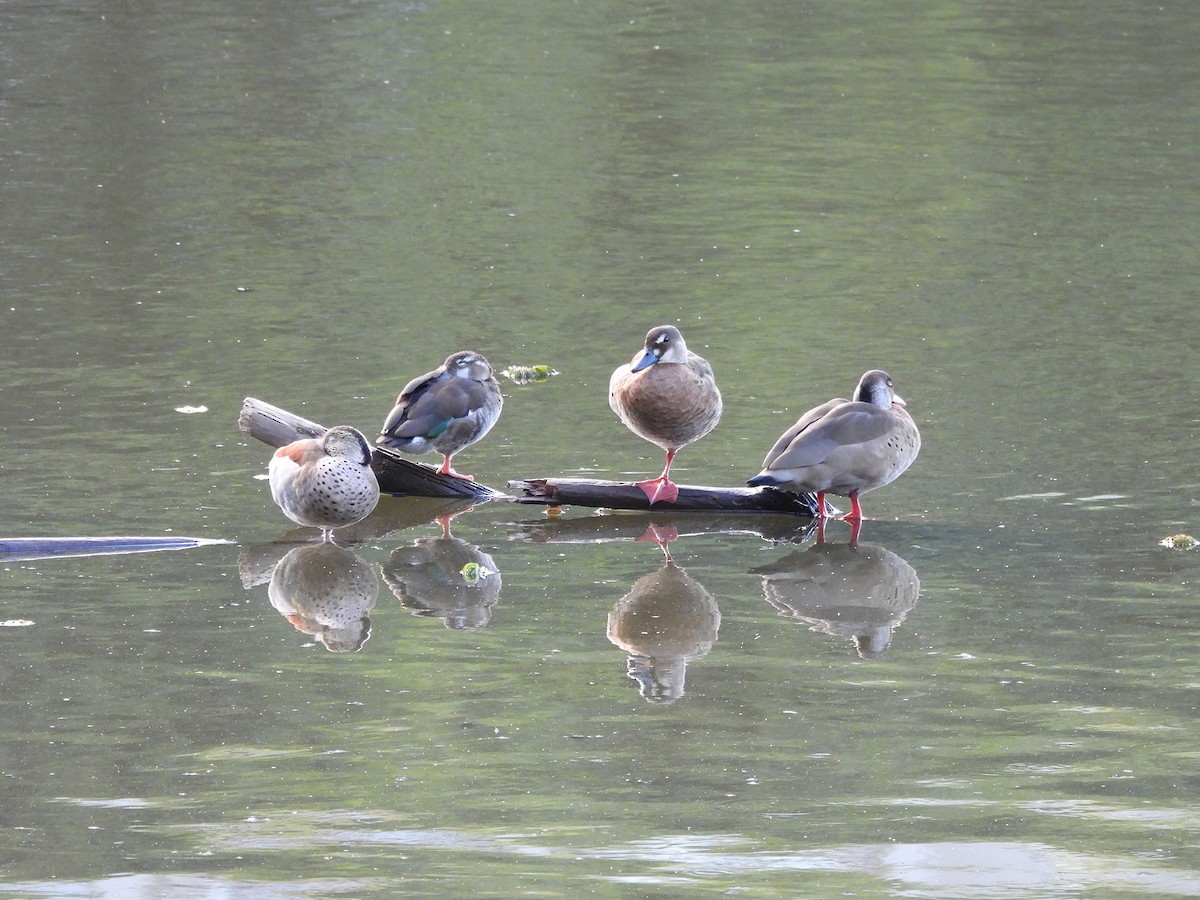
[766,402,893,470]
[384,377,485,439]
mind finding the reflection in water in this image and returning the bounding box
[752,540,919,658]
[607,560,721,704]
[381,517,502,630]
[512,513,816,548]
[267,544,378,652]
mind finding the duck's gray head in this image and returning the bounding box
[631,325,688,372]
[444,350,494,381]
[854,370,903,409]
[322,425,374,466]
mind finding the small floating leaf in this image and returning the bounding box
[1159,533,1199,550]
[0,620,35,627]
[500,364,560,385]
[460,562,495,584]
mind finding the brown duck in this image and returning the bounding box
[609,325,723,505]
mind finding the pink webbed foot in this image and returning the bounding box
[436,456,475,481]
[635,477,679,505]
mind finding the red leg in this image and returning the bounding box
[660,448,677,481]
[844,493,864,521]
[436,454,474,481]
[635,449,680,504]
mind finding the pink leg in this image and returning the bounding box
[436,454,474,481]
[843,493,864,521]
[635,449,680,504]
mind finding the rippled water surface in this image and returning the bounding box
[2,1,1199,896]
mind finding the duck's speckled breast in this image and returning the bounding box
[287,457,380,529]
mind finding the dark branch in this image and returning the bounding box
[239,397,499,501]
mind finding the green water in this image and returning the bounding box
[2,0,1199,896]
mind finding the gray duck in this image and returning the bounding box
[747,369,920,520]
[377,350,503,480]
[268,425,380,542]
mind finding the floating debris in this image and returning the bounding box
[175,405,209,414]
[500,364,559,385]
[1159,533,1199,550]
[460,561,496,583]
[0,620,34,628]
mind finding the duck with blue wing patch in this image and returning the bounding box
[377,350,503,481]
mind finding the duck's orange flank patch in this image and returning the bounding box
[274,441,311,464]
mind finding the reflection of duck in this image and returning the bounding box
[748,370,920,522]
[609,325,723,505]
[751,541,919,658]
[607,561,721,703]
[268,543,378,652]
[376,350,503,480]
[381,517,501,630]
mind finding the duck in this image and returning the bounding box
[268,425,381,542]
[377,350,503,480]
[747,369,920,521]
[609,325,723,505]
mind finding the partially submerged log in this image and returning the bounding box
[372,447,499,500]
[507,477,829,517]
[238,397,500,501]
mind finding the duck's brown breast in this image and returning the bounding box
[612,362,722,451]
